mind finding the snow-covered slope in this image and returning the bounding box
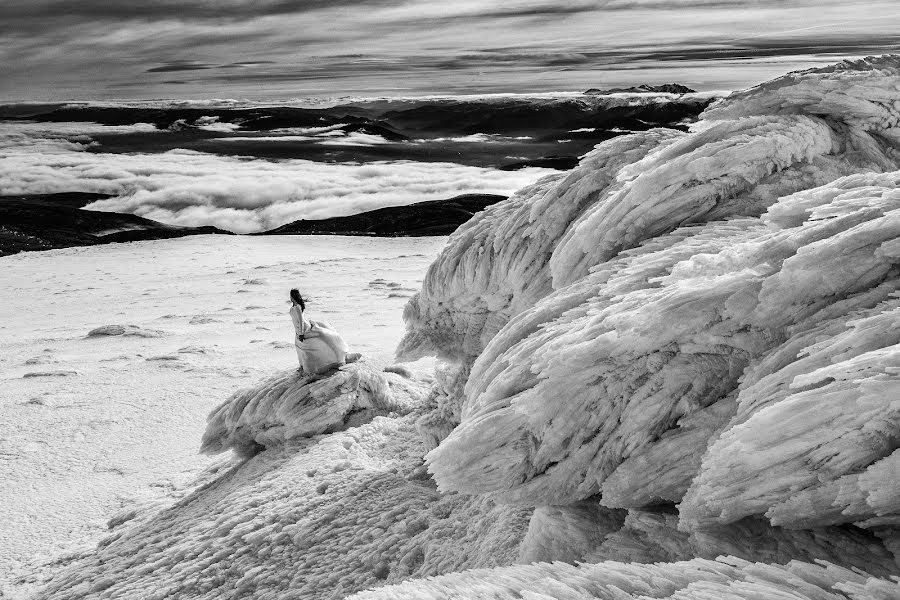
[25,56,900,599]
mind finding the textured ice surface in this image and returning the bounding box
[427,170,900,507]
[201,362,427,456]
[412,59,900,524]
[32,415,531,600]
[350,557,900,600]
[397,130,683,363]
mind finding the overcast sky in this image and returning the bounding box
[2,0,899,100]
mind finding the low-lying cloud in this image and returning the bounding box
[0,122,555,233]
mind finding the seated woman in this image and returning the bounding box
[289,289,350,375]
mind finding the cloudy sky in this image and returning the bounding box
[2,0,899,100]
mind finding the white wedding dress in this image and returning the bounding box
[289,304,349,375]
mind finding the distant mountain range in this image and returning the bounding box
[1,89,714,171]
[0,193,508,255]
[584,83,696,95]
[257,194,506,237]
[0,193,231,255]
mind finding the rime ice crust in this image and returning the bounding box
[201,362,427,456]
[349,557,900,600]
[410,59,900,528]
[398,57,900,366]
[34,415,531,600]
[396,129,682,363]
[426,170,900,509]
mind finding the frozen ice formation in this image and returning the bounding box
[201,362,428,456]
[410,58,900,522]
[350,557,900,600]
[398,57,900,365]
[28,57,900,599]
[581,509,898,576]
[34,415,531,600]
[424,168,900,509]
[397,129,683,362]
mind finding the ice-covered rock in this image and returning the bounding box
[585,508,898,575]
[399,58,900,369]
[86,324,165,337]
[518,502,625,564]
[201,361,428,456]
[349,556,900,600]
[680,295,900,530]
[403,59,900,531]
[425,170,900,507]
[397,129,682,363]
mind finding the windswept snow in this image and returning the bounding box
[32,414,531,600]
[0,235,444,592]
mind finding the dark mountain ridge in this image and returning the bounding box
[0,193,509,255]
[0,193,231,255]
[257,194,507,237]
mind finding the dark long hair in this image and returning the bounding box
[290,289,305,311]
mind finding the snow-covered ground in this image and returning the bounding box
[0,235,444,585]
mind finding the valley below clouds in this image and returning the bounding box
[0,122,552,233]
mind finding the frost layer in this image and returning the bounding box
[399,57,900,366]
[201,362,426,456]
[427,165,900,512]
[350,556,900,600]
[33,415,531,600]
[408,57,900,534]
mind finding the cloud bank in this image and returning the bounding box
[0,123,555,233]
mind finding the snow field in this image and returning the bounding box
[0,235,443,591]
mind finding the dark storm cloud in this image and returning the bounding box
[631,34,900,63]
[0,0,401,23]
[146,62,215,73]
[220,61,278,68]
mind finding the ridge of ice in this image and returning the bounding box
[403,60,900,536]
[201,361,427,457]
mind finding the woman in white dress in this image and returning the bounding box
[289,289,350,375]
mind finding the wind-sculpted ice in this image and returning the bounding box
[399,58,900,367]
[349,556,900,600]
[406,58,900,527]
[581,509,897,575]
[201,362,427,456]
[680,295,900,529]
[397,129,683,362]
[427,170,900,512]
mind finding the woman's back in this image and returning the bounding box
[290,299,348,375]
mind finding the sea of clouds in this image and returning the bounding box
[0,122,556,233]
